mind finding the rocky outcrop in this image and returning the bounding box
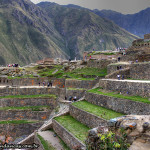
[86,115,150,150]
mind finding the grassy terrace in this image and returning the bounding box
[54,115,90,143]
[38,64,107,80]
[37,134,56,150]
[72,100,123,120]
[0,120,39,124]
[88,88,150,104]
[0,105,50,111]
[0,94,57,99]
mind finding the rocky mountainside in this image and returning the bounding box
[0,0,68,65]
[0,0,138,65]
[38,2,138,59]
[93,8,150,38]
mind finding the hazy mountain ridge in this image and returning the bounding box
[38,2,138,59]
[93,8,150,38]
[0,0,138,65]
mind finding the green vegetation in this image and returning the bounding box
[88,88,150,104]
[54,115,90,143]
[88,51,116,56]
[7,74,35,79]
[86,129,130,150]
[38,65,107,80]
[38,65,64,78]
[0,94,57,99]
[0,105,50,111]
[37,134,56,150]
[0,120,39,124]
[72,100,123,120]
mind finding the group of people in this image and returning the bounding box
[38,81,53,87]
[117,74,124,80]
[65,96,77,102]
[7,64,19,67]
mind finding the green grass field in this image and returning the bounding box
[54,115,90,143]
[88,88,150,104]
[0,105,51,111]
[72,100,124,120]
[0,120,39,124]
[0,94,57,99]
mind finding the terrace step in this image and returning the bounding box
[85,92,150,115]
[70,100,123,128]
[52,115,88,150]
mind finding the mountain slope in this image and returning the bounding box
[93,8,150,38]
[0,0,68,65]
[38,2,138,59]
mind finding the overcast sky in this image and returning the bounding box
[31,0,150,14]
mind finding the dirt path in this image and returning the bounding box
[38,131,64,150]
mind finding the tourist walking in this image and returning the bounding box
[117,74,120,80]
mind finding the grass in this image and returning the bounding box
[7,74,35,79]
[0,94,57,99]
[0,105,51,111]
[0,120,39,124]
[88,88,150,104]
[54,115,90,143]
[37,64,107,80]
[37,134,56,150]
[72,100,123,120]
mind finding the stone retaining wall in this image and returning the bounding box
[85,92,150,115]
[99,79,150,97]
[0,97,57,107]
[0,122,43,140]
[87,59,115,69]
[106,68,130,79]
[34,133,44,150]
[0,87,66,98]
[130,62,150,80]
[0,77,65,88]
[66,90,86,100]
[0,110,51,121]
[69,105,107,128]
[65,79,98,89]
[107,63,130,74]
[52,119,85,150]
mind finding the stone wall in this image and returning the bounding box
[0,97,57,107]
[106,68,130,79]
[0,77,65,88]
[66,89,86,100]
[52,119,85,150]
[0,87,66,98]
[0,122,43,140]
[65,79,98,89]
[99,79,150,97]
[107,63,130,74]
[87,59,115,69]
[130,62,150,80]
[0,110,51,121]
[85,92,150,115]
[34,133,44,150]
[69,105,107,128]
